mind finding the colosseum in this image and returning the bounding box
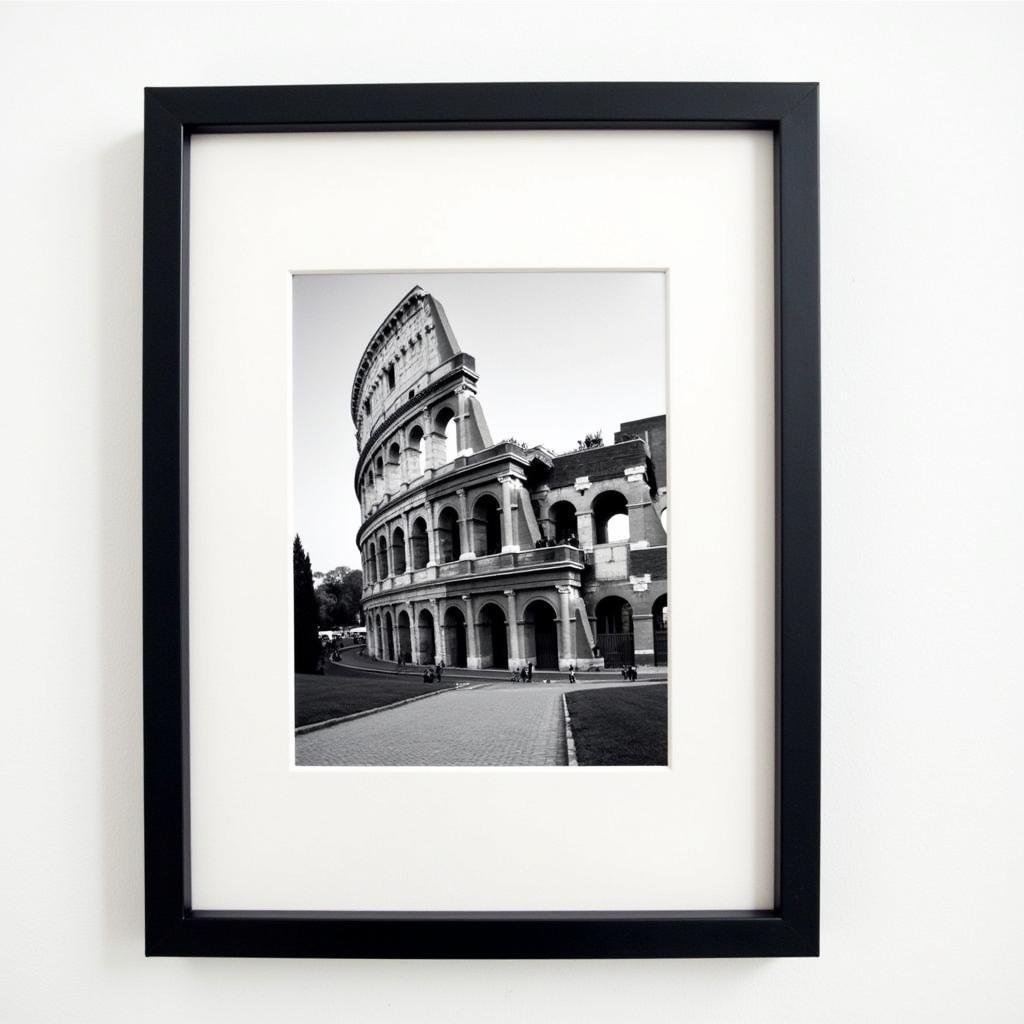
[353,286,668,672]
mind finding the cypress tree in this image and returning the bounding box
[293,534,321,673]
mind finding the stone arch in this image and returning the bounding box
[383,611,395,661]
[417,607,436,665]
[374,612,384,660]
[476,601,509,670]
[397,609,412,662]
[367,541,377,584]
[471,492,503,556]
[410,515,429,570]
[523,598,559,670]
[443,604,468,668]
[435,405,458,464]
[436,505,461,562]
[592,489,630,543]
[377,533,389,578]
[408,423,425,477]
[391,525,407,574]
[549,499,578,543]
[595,595,634,668]
[652,593,668,666]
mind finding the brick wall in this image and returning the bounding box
[548,439,647,488]
[615,415,667,491]
[628,545,667,581]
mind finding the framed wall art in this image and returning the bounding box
[143,82,820,958]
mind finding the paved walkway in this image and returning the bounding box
[296,680,638,767]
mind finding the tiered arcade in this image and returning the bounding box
[353,287,668,671]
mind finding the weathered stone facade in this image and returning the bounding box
[353,287,669,670]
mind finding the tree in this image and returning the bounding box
[313,566,364,628]
[292,535,321,673]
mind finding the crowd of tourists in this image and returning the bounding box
[534,532,580,548]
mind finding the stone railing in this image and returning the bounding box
[363,543,586,597]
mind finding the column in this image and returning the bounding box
[557,585,575,669]
[402,511,412,575]
[391,611,400,663]
[463,594,480,668]
[430,598,445,664]
[498,475,521,553]
[624,465,651,549]
[454,383,472,456]
[504,589,522,667]
[457,488,475,560]
[410,604,420,664]
[425,501,438,567]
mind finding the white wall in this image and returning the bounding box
[2,2,1022,1021]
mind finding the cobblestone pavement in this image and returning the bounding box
[295,682,579,767]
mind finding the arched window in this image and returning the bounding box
[410,516,429,570]
[377,535,389,578]
[592,490,630,544]
[367,541,377,584]
[436,506,461,562]
[391,525,407,574]
[435,406,458,464]
[386,442,402,492]
[549,501,578,543]
[408,424,425,477]
[472,494,503,555]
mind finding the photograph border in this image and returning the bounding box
[143,82,820,958]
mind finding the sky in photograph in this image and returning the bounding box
[293,271,666,574]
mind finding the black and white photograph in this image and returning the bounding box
[292,272,669,766]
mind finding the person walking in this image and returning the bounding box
[526,662,533,683]
[569,665,577,685]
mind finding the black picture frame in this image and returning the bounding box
[143,82,820,959]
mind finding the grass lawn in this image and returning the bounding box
[295,673,452,728]
[564,684,667,766]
